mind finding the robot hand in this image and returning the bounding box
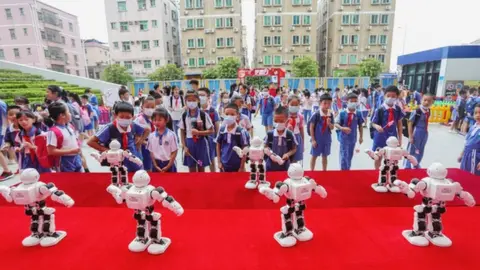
[365,149,379,160]
[0,186,12,203]
[106,184,123,204]
[393,180,415,199]
[259,187,280,203]
[270,154,285,165]
[405,154,418,166]
[459,191,476,207]
[314,185,328,199]
[51,192,75,208]
[232,146,244,158]
[124,151,143,166]
[90,152,102,163]
[162,199,184,216]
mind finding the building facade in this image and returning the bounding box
[179,0,244,77]
[317,0,396,76]
[0,0,87,76]
[253,0,317,72]
[83,39,111,80]
[105,0,181,79]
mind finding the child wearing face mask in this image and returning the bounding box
[335,94,364,170]
[309,94,335,171]
[148,108,178,173]
[199,87,220,173]
[134,96,156,171]
[264,106,298,172]
[80,94,95,137]
[286,95,304,163]
[218,92,230,119]
[256,90,276,133]
[371,85,405,170]
[88,101,146,172]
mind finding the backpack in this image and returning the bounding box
[182,110,207,134]
[307,111,334,136]
[369,107,384,139]
[466,97,478,116]
[170,95,185,109]
[66,102,84,132]
[80,106,92,126]
[221,125,243,147]
[34,126,63,169]
[402,108,422,138]
[266,130,295,162]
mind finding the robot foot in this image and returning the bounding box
[22,234,43,247]
[257,181,270,189]
[245,180,258,190]
[371,183,388,193]
[128,237,152,252]
[293,227,313,242]
[402,230,429,247]
[147,238,171,255]
[274,232,297,248]
[40,231,67,247]
[425,232,452,247]
[387,184,401,193]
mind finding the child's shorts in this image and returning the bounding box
[262,113,273,127]
[310,142,331,157]
[183,137,212,168]
[153,160,177,172]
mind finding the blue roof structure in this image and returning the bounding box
[397,45,480,65]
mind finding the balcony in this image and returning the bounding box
[39,9,63,28]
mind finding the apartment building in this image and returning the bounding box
[105,0,181,78]
[83,39,111,80]
[180,0,244,76]
[242,25,248,67]
[317,0,396,76]
[0,0,86,76]
[253,0,317,72]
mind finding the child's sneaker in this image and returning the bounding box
[0,171,14,181]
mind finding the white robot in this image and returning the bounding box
[0,168,74,247]
[394,163,476,247]
[365,136,418,193]
[259,163,327,248]
[233,136,284,190]
[91,139,143,187]
[107,170,184,255]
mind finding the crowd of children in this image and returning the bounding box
[0,81,479,181]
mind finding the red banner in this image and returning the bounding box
[237,68,286,79]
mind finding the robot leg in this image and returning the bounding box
[293,201,313,241]
[22,205,42,247]
[402,197,432,247]
[245,163,258,189]
[110,166,119,186]
[426,202,452,247]
[146,210,172,255]
[372,160,389,193]
[119,166,128,186]
[39,207,67,247]
[128,210,151,252]
[257,162,270,189]
[387,161,401,193]
[273,199,297,247]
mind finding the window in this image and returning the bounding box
[264,0,272,6]
[62,36,65,44]
[74,55,78,62]
[264,55,272,65]
[226,37,234,47]
[369,35,377,44]
[273,36,281,46]
[197,38,205,48]
[341,35,349,45]
[368,54,376,59]
[187,39,195,48]
[66,69,70,74]
[378,54,385,63]
[122,41,131,51]
[342,15,350,25]
[379,35,387,44]
[351,14,359,25]
[185,0,193,9]
[124,61,132,70]
[303,15,311,25]
[154,40,159,47]
[172,27,177,37]
[342,0,351,4]
[264,16,272,26]
[27,48,31,55]
[225,18,233,28]
[293,55,300,61]
[166,42,170,52]
[370,14,379,24]
[0,49,4,59]
[5,9,12,19]
[23,28,28,36]
[75,70,79,76]
[14,48,20,58]
[225,0,233,7]
[9,29,16,40]
[196,18,204,28]
[195,0,204,8]
[155,60,160,66]
[41,31,46,40]
[144,60,152,69]
[188,58,196,67]
[152,20,158,28]
[381,14,389,24]
[165,23,168,33]
[20,8,24,16]
[351,35,359,45]
[186,19,194,29]
[264,36,271,46]
[111,23,117,29]
[69,22,73,31]
[273,16,282,26]
[382,0,391,4]
[198,57,205,67]
[120,22,129,31]
[352,0,361,4]
[71,39,76,47]
[113,42,119,49]
[293,35,300,45]
[217,56,224,62]
[292,15,300,25]
[141,41,150,50]
[274,55,282,65]
[215,0,223,8]
[304,0,312,4]
[349,54,358,64]
[151,0,156,7]
[138,0,147,10]
[215,18,224,28]
[216,38,224,47]
[140,20,148,31]
[118,1,127,11]
[303,35,310,45]
[292,0,301,5]
[340,54,347,65]
[37,12,43,21]
[372,0,380,4]
[273,0,282,5]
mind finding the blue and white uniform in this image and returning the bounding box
[287,113,304,162]
[258,96,275,127]
[405,107,430,169]
[0,100,7,148]
[371,104,405,150]
[336,109,364,170]
[47,124,83,172]
[460,123,480,175]
[405,91,422,106]
[134,113,154,171]
[147,129,178,172]
[310,110,334,157]
[264,129,298,172]
[82,103,94,131]
[241,94,252,120]
[215,124,250,172]
[16,127,51,173]
[179,109,214,168]
[203,106,220,163]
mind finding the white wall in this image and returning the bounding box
[444,58,480,80]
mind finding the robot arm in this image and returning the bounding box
[403,149,418,166]
[305,177,328,199]
[123,150,143,166]
[91,152,107,163]
[392,179,418,199]
[364,149,379,161]
[151,187,184,216]
[41,183,75,207]
[0,186,12,203]
[453,182,476,207]
[263,148,285,165]
[106,184,127,204]
[232,146,249,158]
[259,181,288,203]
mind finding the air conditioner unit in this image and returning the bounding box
[339,45,344,50]
[386,5,391,10]
[382,45,387,50]
[263,48,267,52]
[290,47,295,51]
[200,10,204,15]
[353,46,358,51]
[232,48,236,53]
[356,6,361,10]
[234,28,239,33]
[184,11,189,15]
[270,27,275,32]
[282,60,288,64]
[277,47,283,51]
[366,46,371,50]
[182,28,187,32]
[277,27,282,32]
[355,26,360,31]
[129,22,134,25]
[277,8,282,12]
[135,21,139,25]
[204,29,210,34]
[66,61,70,64]
[290,26,295,31]
[136,41,140,44]
[184,61,188,65]
[335,64,340,68]
[133,60,137,64]
[307,27,311,32]
[287,60,291,64]
[211,48,216,53]
[308,7,313,12]
[210,29,215,33]
[186,50,191,54]
[339,6,344,11]
[339,27,344,31]
[306,47,311,51]
[259,59,263,63]
[262,8,266,13]
[384,26,389,31]
[141,71,146,74]
[135,71,141,74]
[230,8,234,13]
[200,49,204,53]
[368,26,372,31]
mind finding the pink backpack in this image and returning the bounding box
[80,106,92,125]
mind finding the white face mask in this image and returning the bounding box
[385,98,396,106]
[347,102,357,110]
[199,96,208,105]
[289,106,300,113]
[223,115,236,125]
[275,122,286,131]
[222,98,229,104]
[117,118,132,127]
[144,108,154,117]
[187,101,198,109]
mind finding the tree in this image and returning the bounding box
[358,58,383,79]
[202,67,219,79]
[292,57,319,77]
[101,64,133,85]
[344,67,360,77]
[246,76,268,89]
[147,64,184,81]
[216,57,241,79]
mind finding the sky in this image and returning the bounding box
[41,0,480,72]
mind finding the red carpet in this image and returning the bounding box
[0,169,479,269]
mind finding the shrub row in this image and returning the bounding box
[0,73,43,79]
[0,89,92,99]
[0,82,81,89]
[0,69,22,73]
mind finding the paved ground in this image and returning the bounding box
[0,116,466,186]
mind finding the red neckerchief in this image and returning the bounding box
[424,109,430,132]
[289,115,297,131]
[347,112,354,127]
[388,108,394,124]
[174,96,179,107]
[322,116,329,133]
[114,120,129,150]
[264,97,268,109]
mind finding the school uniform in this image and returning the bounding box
[241,94,252,120]
[460,123,480,175]
[96,121,145,172]
[371,104,405,151]
[47,124,83,172]
[302,97,313,122]
[16,127,51,173]
[312,93,320,112]
[287,113,304,162]
[452,97,466,121]
[203,106,220,163]
[168,95,185,140]
[134,113,155,171]
[264,129,298,171]
[336,109,364,170]
[371,91,384,111]
[82,103,94,131]
[258,96,275,127]
[404,107,430,169]
[0,100,6,149]
[405,91,422,106]
[359,96,369,119]
[5,124,20,161]
[147,129,178,172]
[310,110,335,157]
[215,124,250,172]
[237,113,253,131]
[179,108,214,168]
[332,92,342,113]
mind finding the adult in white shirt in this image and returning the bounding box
[167,86,185,140]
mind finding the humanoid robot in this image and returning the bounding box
[91,139,143,186]
[233,136,284,190]
[259,163,327,247]
[107,170,184,255]
[0,168,74,247]
[394,163,476,247]
[365,136,418,193]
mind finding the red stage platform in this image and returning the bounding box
[0,169,479,270]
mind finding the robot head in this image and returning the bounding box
[287,163,304,180]
[427,163,448,179]
[109,139,121,151]
[20,168,40,184]
[386,136,400,148]
[132,170,151,187]
[251,136,263,147]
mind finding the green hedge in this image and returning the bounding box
[0,69,22,73]
[0,73,43,79]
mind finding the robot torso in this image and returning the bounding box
[125,185,155,210]
[11,182,47,206]
[106,150,124,166]
[284,178,313,202]
[384,147,404,161]
[421,177,459,202]
[249,146,264,162]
